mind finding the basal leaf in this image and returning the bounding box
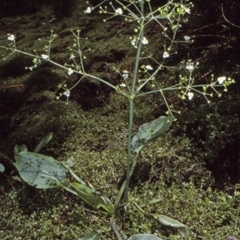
[34,133,53,153]
[127,234,163,240]
[0,163,5,173]
[78,232,100,240]
[71,182,114,215]
[14,151,66,189]
[152,214,189,238]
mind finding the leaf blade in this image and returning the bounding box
[14,151,66,189]
[127,234,163,240]
[131,115,172,153]
[78,232,100,240]
[34,133,53,153]
[152,214,189,238]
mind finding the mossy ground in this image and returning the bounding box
[0,2,240,240]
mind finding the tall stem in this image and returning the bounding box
[123,2,145,203]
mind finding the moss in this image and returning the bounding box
[1,173,240,239]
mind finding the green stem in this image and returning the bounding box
[112,220,123,240]
[123,2,145,204]
[6,48,117,90]
[115,152,139,210]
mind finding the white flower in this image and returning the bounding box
[131,38,137,47]
[184,36,190,42]
[7,34,15,41]
[131,36,148,47]
[68,68,74,75]
[84,7,92,14]
[182,6,191,14]
[145,65,153,70]
[41,54,49,60]
[142,37,148,45]
[163,51,169,58]
[122,70,129,79]
[69,54,75,60]
[120,83,126,87]
[63,90,70,97]
[187,92,194,100]
[115,8,123,15]
[217,76,226,84]
[186,61,194,71]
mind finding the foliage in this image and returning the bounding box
[0,163,4,172]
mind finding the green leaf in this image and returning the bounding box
[71,182,114,215]
[131,115,172,153]
[0,163,5,173]
[62,158,86,185]
[34,133,53,153]
[128,234,163,240]
[152,214,189,238]
[14,149,66,189]
[78,232,100,240]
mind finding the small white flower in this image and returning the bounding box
[63,90,70,97]
[184,36,190,42]
[69,54,75,60]
[120,83,126,87]
[41,54,49,60]
[68,68,74,75]
[145,65,153,70]
[142,37,148,45]
[122,70,129,79]
[163,51,169,58]
[115,8,123,15]
[217,76,226,84]
[7,34,15,41]
[84,7,92,14]
[131,38,137,47]
[131,37,148,47]
[186,61,194,71]
[183,6,191,14]
[187,91,194,100]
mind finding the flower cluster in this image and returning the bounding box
[115,8,123,15]
[68,68,73,75]
[131,36,148,48]
[41,54,49,60]
[7,34,15,41]
[84,7,92,14]
[217,76,226,84]
[163,51,169,58]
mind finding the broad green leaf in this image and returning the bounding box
[34,133,53,153]
[78,232,100,240]
[0,163,5,172]
[14,150,66,189]
[152,214,189,238]
[71,182,114,215]
[131,115,172,153]
[128,234,163,240]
